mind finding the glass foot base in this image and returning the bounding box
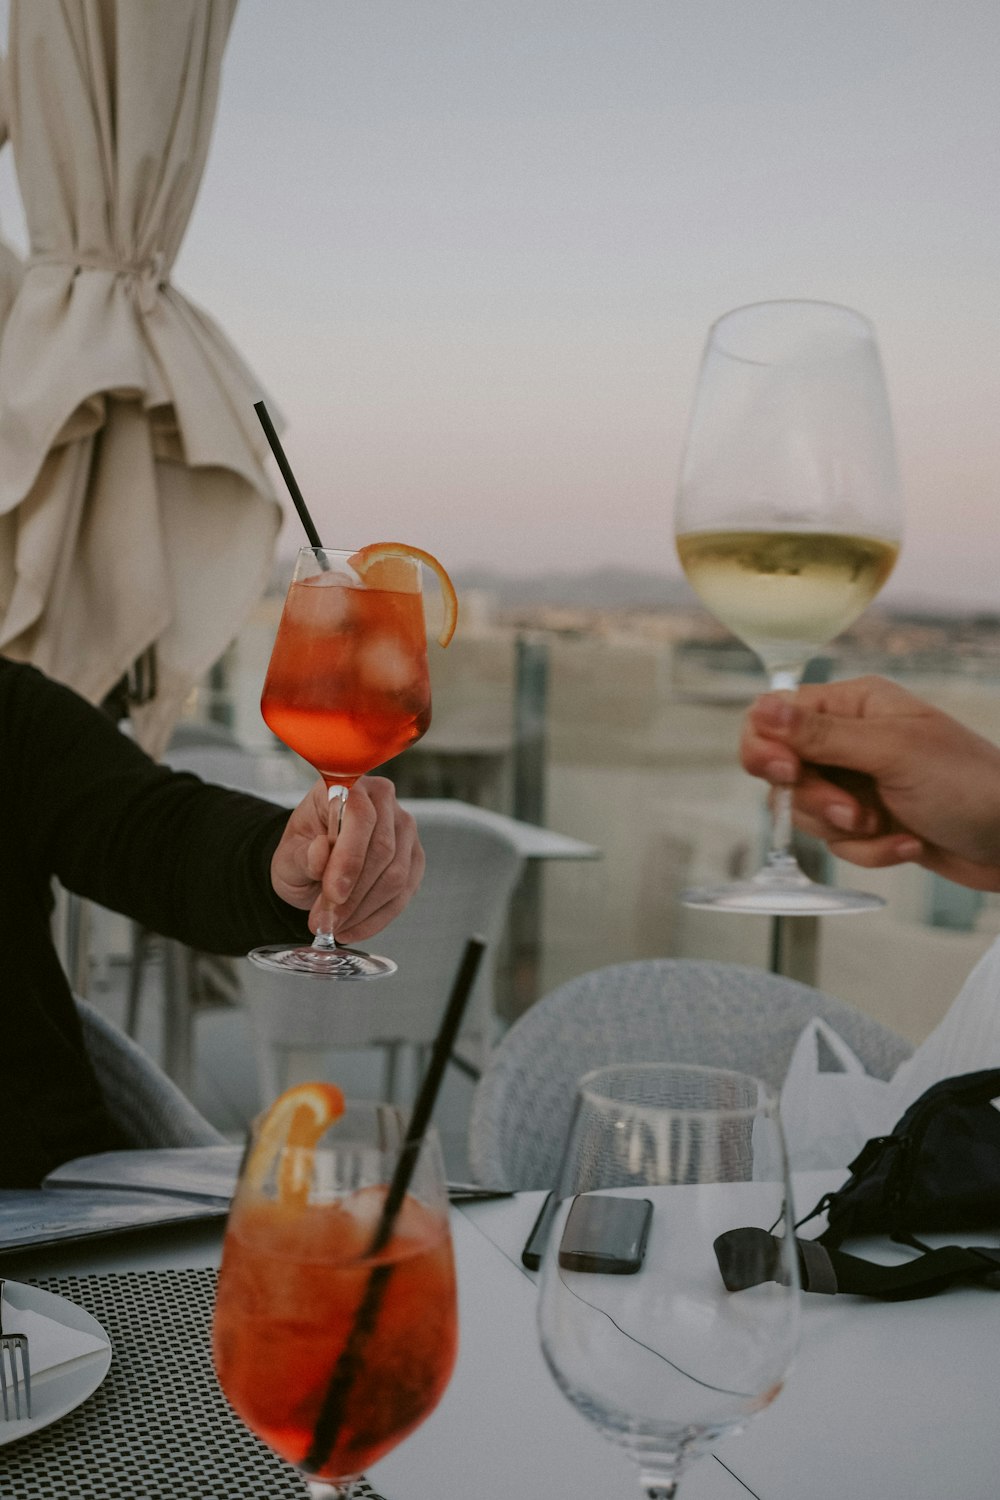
[248,943,398,979]
[681,872,885,916]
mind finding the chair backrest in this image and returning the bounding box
[162,742,309,800]
[239,804,527,1094]
[467,958,914,1190]
[76,995,225,1148]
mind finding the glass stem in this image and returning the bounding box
[763,667,802,872]
[312,783,349,951]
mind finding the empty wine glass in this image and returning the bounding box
[538,1063,800,1499]
[675,299,903,913]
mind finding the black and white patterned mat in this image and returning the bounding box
[1,1268,388,1500]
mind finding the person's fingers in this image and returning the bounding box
[305,778,425,940]
[785,768,887,839]
[334,833,426,943]
[305,831,330,882]
[748,685,922,778]
[324,781,389,908]
[741,676,916,781]
[783,675,920,719]
[331,800,424,937]
[739,726,801,785]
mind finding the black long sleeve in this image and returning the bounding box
[0,658,311,1185]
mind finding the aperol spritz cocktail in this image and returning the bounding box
[261,554,432,785]
[213,1087,458,1495]
[250,543,457,979]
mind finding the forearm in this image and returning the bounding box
[62,770,312,953]
[3,662,309,952]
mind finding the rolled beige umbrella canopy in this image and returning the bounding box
[0,56,24,341]
[0,0,283,755]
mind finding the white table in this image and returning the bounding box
[398,798,600,863]
[3,1186,992,1498]
[461,1188,1000,1500]
[0,1207,741,1499]
[372,1207,748,1499]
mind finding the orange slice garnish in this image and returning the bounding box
[349,541,458,648]
[245,1081,345,1204]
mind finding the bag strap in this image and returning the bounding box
[714,1226,1000,1301]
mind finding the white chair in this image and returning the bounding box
[467,958,914,1190]
[76,995,225,1148]
[239,802,527,1105]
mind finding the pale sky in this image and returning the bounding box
[2,1,998,608]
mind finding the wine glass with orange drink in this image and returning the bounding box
[250,541,457,979]
[213,1082,458,1498]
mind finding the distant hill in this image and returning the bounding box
[452,565,701,612]
[452,567,998,625]
[269,552,985,625]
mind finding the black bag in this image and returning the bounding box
[715,1068,1000,1300]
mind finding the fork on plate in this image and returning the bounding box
[0,1279,31,1420]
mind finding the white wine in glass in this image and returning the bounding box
[675,300,903,914]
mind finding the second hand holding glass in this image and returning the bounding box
[675,299,903,914]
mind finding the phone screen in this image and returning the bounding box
[557,1194,653,1274]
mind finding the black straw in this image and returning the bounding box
[304,936,487,1474]
[372,935,486,1252]
[253,399,325,551]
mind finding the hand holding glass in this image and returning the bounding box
[675,300,903,913]
[250,545,432,978]
[538,1063,800,1499]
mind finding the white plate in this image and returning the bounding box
[0,1281,112,1445]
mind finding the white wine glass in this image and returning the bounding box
[537,1063,800,1499]
[675,299,903,913]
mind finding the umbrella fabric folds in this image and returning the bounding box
[0,0,282,754]
[0,65,23,350]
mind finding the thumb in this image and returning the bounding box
[750,695,904,778]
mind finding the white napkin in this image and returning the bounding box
[3,1301,109,1376]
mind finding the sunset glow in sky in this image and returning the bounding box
[1,1,997,608]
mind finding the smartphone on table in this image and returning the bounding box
[522,1190,652,1274]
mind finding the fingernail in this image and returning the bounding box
[895,838,922,860]
[764,758,797,785]
[826,804,857,831]
[335,878,352,901]
[754,694,796,730]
